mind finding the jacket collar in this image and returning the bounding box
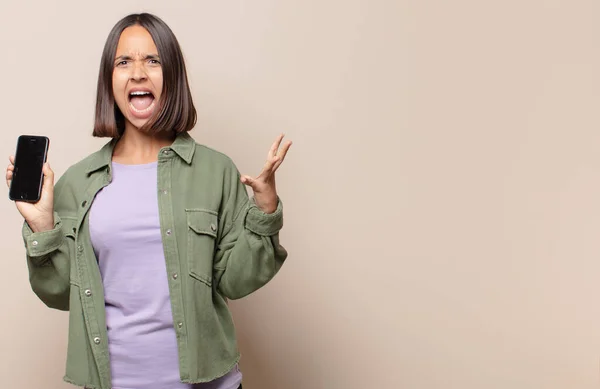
[85,132,196,174]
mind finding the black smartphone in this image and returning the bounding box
[9,135,50,202]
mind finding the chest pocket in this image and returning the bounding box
[186,209,219,287]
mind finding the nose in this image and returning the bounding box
[130,61,147,81]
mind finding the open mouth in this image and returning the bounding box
[128,90,155,114]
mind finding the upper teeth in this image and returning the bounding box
[130,91,150,96]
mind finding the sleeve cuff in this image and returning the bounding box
[22,213,65,258]
[244,197,284,236]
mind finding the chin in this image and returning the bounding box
[123,117,152,132]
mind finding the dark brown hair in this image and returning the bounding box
[93,13,196,138]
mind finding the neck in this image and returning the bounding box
[112,127,175,164]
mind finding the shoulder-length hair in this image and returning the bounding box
[93,13,196,138]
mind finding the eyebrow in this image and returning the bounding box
[114,54,160,62]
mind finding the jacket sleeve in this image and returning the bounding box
[213,162,288,300]
[21,175,72,311]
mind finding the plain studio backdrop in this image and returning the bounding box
[1,1,600,388]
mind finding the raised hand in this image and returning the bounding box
[240,134,292,214]
[6,155,55,232]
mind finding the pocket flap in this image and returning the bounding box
[190,270,212,287]
[186,210,218,238]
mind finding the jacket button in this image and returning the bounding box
[32,240,38,246]
[166,229,172,236]
[172,273,178,280]
[81,200,87,207]
[210,224,217,232]
[93,337,101,344]
[78,245,83,252]
[84,289,92,297]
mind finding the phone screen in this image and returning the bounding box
[9,135,49,202]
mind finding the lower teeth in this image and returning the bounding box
[130,101,154,113]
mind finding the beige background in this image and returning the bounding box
[0,0,599,388]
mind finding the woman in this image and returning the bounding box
[5,13,291,389]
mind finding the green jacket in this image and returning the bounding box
[21,132,287,389]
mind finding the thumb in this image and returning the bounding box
[240,175,256,188]
[42,162,54,187]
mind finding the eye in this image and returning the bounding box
[116,60,128,67]
[149,59,161,65]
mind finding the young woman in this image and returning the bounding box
[6,13,291,389]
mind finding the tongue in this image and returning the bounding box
[130,95,154,110]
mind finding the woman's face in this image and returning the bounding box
[112,25,163,131]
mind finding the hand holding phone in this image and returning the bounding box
[6,135,55,233]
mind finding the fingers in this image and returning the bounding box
[274,140,292,169]
[262,156,279,173]
[6,167,13,188]
[245,134,292,186]
[268,133,285,159]
[255,136,293,178]
[268,139,292,173]
[43,162,53,177]
[6,156,15,188]
[39,162,54,192]
[272,158,284,172]
[268,135,292,165]
[42,162,54,182]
